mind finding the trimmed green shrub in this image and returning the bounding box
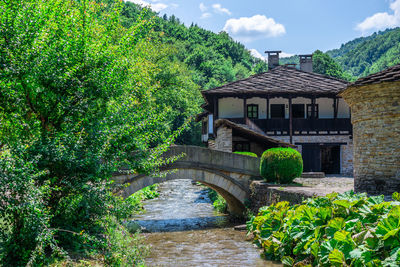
[234,151,258,157]
[260,147,303,184]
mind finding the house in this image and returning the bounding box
[340,64,400,195]
[197,51,353,175]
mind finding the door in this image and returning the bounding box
[302,144,321,172]
[321,145,340,174]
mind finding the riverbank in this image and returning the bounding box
[50,185,160,266]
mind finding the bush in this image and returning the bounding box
[234,151,258,157]
[247,191,400,266]
[260,147,303,184]
[208,189,227,213]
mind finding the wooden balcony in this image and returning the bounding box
[226,118,352,136]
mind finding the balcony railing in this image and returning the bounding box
[224,118,352,135]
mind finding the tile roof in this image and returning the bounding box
[215,119,295,148]
[350,63,400,87]
[202,65,348,97]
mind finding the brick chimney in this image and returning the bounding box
[265,51,281,70]
[299,54,313,72]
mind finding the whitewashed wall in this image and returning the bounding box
[247,97,267,119]
[316,97,334,118]
[337,98,350,118]
[217,96,350,119]
[218,97,243,118]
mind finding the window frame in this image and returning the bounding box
[247,104,259,119]
[306,104,319,118]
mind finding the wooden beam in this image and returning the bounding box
[213,97,218,136]
[311,96,316,119]
[266,95,270,119]
[289,96,293,144]
[333,97,338,119]
[243,97,247,120]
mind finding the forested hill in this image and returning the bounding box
[120,2,267,90]
[280,28,400,80]
[326,27,400,78]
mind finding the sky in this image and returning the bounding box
[126,0,400,59]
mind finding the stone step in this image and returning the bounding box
[234,224,247,231]
[301,172,325,178]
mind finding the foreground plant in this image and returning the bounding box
[247,191,400,266]
[0,0,183,265]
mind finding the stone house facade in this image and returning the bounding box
[340,64,400,195]
[197,52,353,175]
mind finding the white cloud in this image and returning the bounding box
[199,3,207,12]
[280,52,294,58]
[356,0,400,32]
[250,49,294,61]
[200,12,212,19]
[223,15,286,42]
[250,49,266,60]
[125,0,168,12]
[212,4,231,16]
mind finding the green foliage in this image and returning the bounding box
[260,148,303,184]
[312,50,352,81]
[103,218,149,266]
[123,184,159,214]
[0,0,178,265]
[327,27,400,77]
[208,189,227,213]
[120,1,268,90]
[247,191,400,266]
[280,51,352,81]
[234,151,258,157]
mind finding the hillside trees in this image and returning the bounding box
[0,0,188,264]
[120,1,267,90]
[312,50,352,81]
[327,27,400,77]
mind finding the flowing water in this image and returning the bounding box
[132,179,281,267]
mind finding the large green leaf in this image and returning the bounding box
[329,249,346,266]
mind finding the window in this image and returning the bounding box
[247,104,258,119]
[292,104,305,118]
[270,104,285,118]
[234,142,250,152]
[307,104,319,118]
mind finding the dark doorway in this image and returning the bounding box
[270,104,285,118]
[321,145,340,174]
[302,144,321,172]
[292,104,305,118]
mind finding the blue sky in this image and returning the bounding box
[126,0,400,59]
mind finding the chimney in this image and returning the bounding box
[265,51,281,70]
[299,54,313,72]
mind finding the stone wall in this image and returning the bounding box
[272,135,353,175]
[214,126,232,152]
[340,81,400,195]
[249,179,354,214]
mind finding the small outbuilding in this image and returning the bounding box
[340,64,400,195]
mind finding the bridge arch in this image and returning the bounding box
[114,145,262,216]
[117,168,249,215]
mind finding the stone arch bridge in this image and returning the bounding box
[113,145,262,215]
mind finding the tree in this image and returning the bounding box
[0,0,179,264]
[313,50,351,80]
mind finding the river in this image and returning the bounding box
[132,179,281,267]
